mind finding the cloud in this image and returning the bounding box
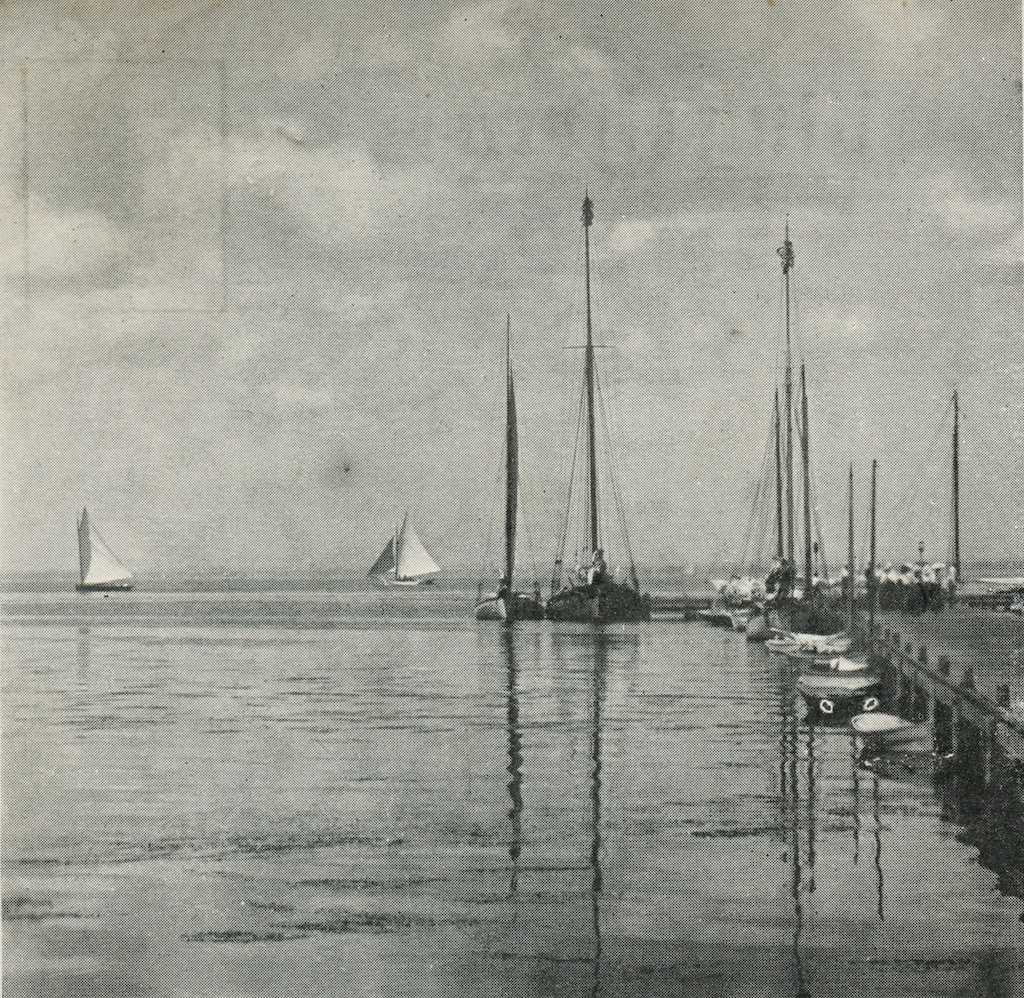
[439,0,520,60]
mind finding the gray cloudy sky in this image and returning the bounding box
[1,0,1021,575]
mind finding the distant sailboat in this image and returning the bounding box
[475,317,544,621]
[368,514,440,586]
[545,196,650,623]
[76,508,133,592]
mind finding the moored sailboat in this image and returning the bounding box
[476,318,544,621]
[76,508,133,592]
[368,514,440,586]
[545,196,650,624]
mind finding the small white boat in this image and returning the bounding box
[796,672,879,695]
[368,515,440,587]
[728,610,751,632]
[850,713,934,752]
[76,508,133,592]
[808,655,871,673]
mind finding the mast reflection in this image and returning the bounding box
[503,627,523,901]
[589,629,607,998]
[775,643,811,997]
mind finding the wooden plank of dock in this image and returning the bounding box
[871,612,1024,767]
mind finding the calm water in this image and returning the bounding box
[3,589,1023,997]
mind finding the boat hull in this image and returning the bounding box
[745,613,770,640]
[851,713,934,753]
[797,672,882,718]
[76,581,133,592]
[807,655,871,674]
[372,577,434,588]
[545,582,650,623]
[475,594,546,621]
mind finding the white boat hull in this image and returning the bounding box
[475,596,507,620]
[851,713,934,752]
[475,593,546,621]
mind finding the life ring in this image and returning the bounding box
[863,696,880,712]
[819,698,835,715]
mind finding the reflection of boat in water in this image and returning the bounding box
[76,508,133,592]
[544,197,649,624]
[476,318,544,621]
[368,514,440,587]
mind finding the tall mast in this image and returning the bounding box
[504,316,518,586]
[774,389,784,560]
[583,194,599,557]
[779,225,795,566]
[952,389,960,579]
[78,508,88,585]
[800,364,812,593]
[847,463,855,632]
[868,459,877,642]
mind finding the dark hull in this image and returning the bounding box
[798,682,882,719]
[545,582,651,623]
[76,582,133,592]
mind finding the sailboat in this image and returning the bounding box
[756,228,842,637]
[76,508,133,592]
[475,318,544,621]
[367,514,440,586]
[545,196,650,623]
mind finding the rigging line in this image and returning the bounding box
[741,421,776,571]
[593,361,638,585]
[594,367,636,581]
[737,444,767,572]
[793,390,831,581]
[555,378,588,591]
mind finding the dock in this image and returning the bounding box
[869,611,1024,776]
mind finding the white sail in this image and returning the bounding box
[396,516,440,580]
[78,509,133,586]
[367,537,397,577]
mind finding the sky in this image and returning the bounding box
[1,0,1021,577]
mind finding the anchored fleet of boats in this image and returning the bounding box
[70,195,1004,659]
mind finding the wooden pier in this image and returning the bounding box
[870,625,1024,776]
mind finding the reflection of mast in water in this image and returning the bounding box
[777,663,812,998]
[850,735,861,866]
[806,723,817,895]
[589,630,608,998]
[775,639,810,996]
[788,715,811,998]
[871,772,885,922]
[503,627,523,901]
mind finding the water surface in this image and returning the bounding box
[4,589,1023,997]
